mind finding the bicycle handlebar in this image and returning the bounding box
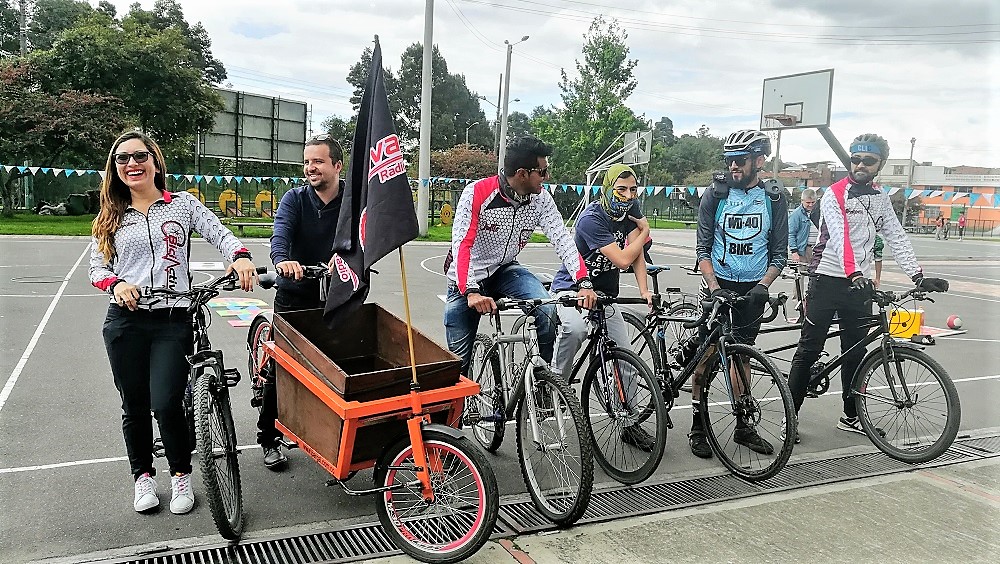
[680,293,786,330]
[141,266,267,309]
[258,264,330,290]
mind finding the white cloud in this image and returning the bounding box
[96,0,997,167]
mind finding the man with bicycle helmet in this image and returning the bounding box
[786,133,948,441]
[688,129,788,459]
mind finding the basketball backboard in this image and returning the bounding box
[760,69,834,130]
[623,130,652,165]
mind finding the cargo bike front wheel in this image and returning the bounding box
[373,428,499,564]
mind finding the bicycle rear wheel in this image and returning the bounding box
[700,343,795,481]
[854,346,960,463]
[582,347,666,485]
[464,334,505,452]
[516,368,593,525]
[374,429,499,564]
[246,314,272,412]
[194,370,245,540]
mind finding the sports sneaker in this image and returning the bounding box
[262,445,288,470]
[621,424,656,452]
[169,472,195,514]
[133,473,158,512]
[688,429,713,459]
[733,426,775,455]
[780,416,800,444]
[837,415,885,437]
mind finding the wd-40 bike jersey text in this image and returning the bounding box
[696,184,788,283]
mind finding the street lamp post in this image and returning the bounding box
[903,137,916,227]
[478,94,519,155]
[497,36,529,174]
[465,121,479,145]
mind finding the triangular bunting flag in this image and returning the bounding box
[195,175,204,183]
[888,187,899,196]
[75,169,87,176]
[185,174,194,182]
[28,167,40,174]
[576,185,583,195]
[41,168,51,174]
[968,193,980,206]
[98,171,107,180]
[63,169,74,177]
[663,187,674,196]
[687,186,696,195]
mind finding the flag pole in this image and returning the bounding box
[398,248,420,385]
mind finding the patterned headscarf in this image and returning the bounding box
[600,163,638,221]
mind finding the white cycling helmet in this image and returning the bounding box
[724,129,772,157]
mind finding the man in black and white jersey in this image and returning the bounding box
[785,133,949,441]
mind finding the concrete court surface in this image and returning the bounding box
[0,231,998,563]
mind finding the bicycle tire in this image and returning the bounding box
[700,343,795,481]
[247,315,272,413]
[374,429,499,564]
[581,347,666,485]
[516,368,593,525]
[622,309,660,376]
[194,370,245,540]
[465,334,505,452]
[183,383,196,452]
[853,346,961,464]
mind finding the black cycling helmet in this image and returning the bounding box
[724,129,772,157]
[850,133,890,161]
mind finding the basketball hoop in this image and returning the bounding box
[764,113,800,129]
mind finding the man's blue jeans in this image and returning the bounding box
[444,263,556,376]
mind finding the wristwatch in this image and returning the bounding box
[578,278,594,290]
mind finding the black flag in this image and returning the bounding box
[324,38,419,327]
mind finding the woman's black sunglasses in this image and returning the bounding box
[114,151,151,165]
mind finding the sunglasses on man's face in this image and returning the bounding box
[724,155,750,167]
[114,151,151,165]
[525,167,549,177]
[850,155,880,167]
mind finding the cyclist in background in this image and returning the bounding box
[786,133,948,441]
[689,129,789,459]
[549,164,654,450]
[90,131,258,515]
[443,136,597,377]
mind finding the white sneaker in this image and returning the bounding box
[133,473,159,512]
[169,472,195,514]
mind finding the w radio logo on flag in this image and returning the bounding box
[369,135,405,183]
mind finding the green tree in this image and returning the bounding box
[0,60,126,216]
[319,115,354,151]
[0,0,20,58]
[394,42,488,149]
[123,0,226,84]
[430,144,495,179]
[345,45,402,125]
[531,17,645,184]
[505,110,533,140]
[28,0,94,50]
[30,13,223,148]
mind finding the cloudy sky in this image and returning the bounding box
[97,0,997,168]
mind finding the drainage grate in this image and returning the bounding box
[94,433,997,564]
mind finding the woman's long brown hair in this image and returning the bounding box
[91,131,168,262]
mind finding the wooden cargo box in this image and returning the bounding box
[273,304,463,467]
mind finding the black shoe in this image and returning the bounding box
[621,424,656,452]
[733,426,774,455]
[688,429,713,459]
[262,445,288,469]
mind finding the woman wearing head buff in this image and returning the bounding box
[548,164,655,450]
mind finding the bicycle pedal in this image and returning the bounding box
[806,391,819,398]
[278,438,298,450]
[664,413,674,430]
[250,396,262,408]
[152,438,165,458]
[222,368,241,387]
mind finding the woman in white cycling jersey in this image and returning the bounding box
[89,131,258,515]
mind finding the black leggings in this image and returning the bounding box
[103,305,193,479]
[787,275,871,418]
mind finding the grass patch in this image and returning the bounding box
[0,213,97,236]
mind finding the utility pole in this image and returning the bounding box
[903,137,916,227]
[493,74,502,156]
[19,0,28,56]
[497,36,529,174]
[416,0,434,236]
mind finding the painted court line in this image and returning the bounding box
[0,243,91,414]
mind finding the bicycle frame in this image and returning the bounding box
[758,290,925,406]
